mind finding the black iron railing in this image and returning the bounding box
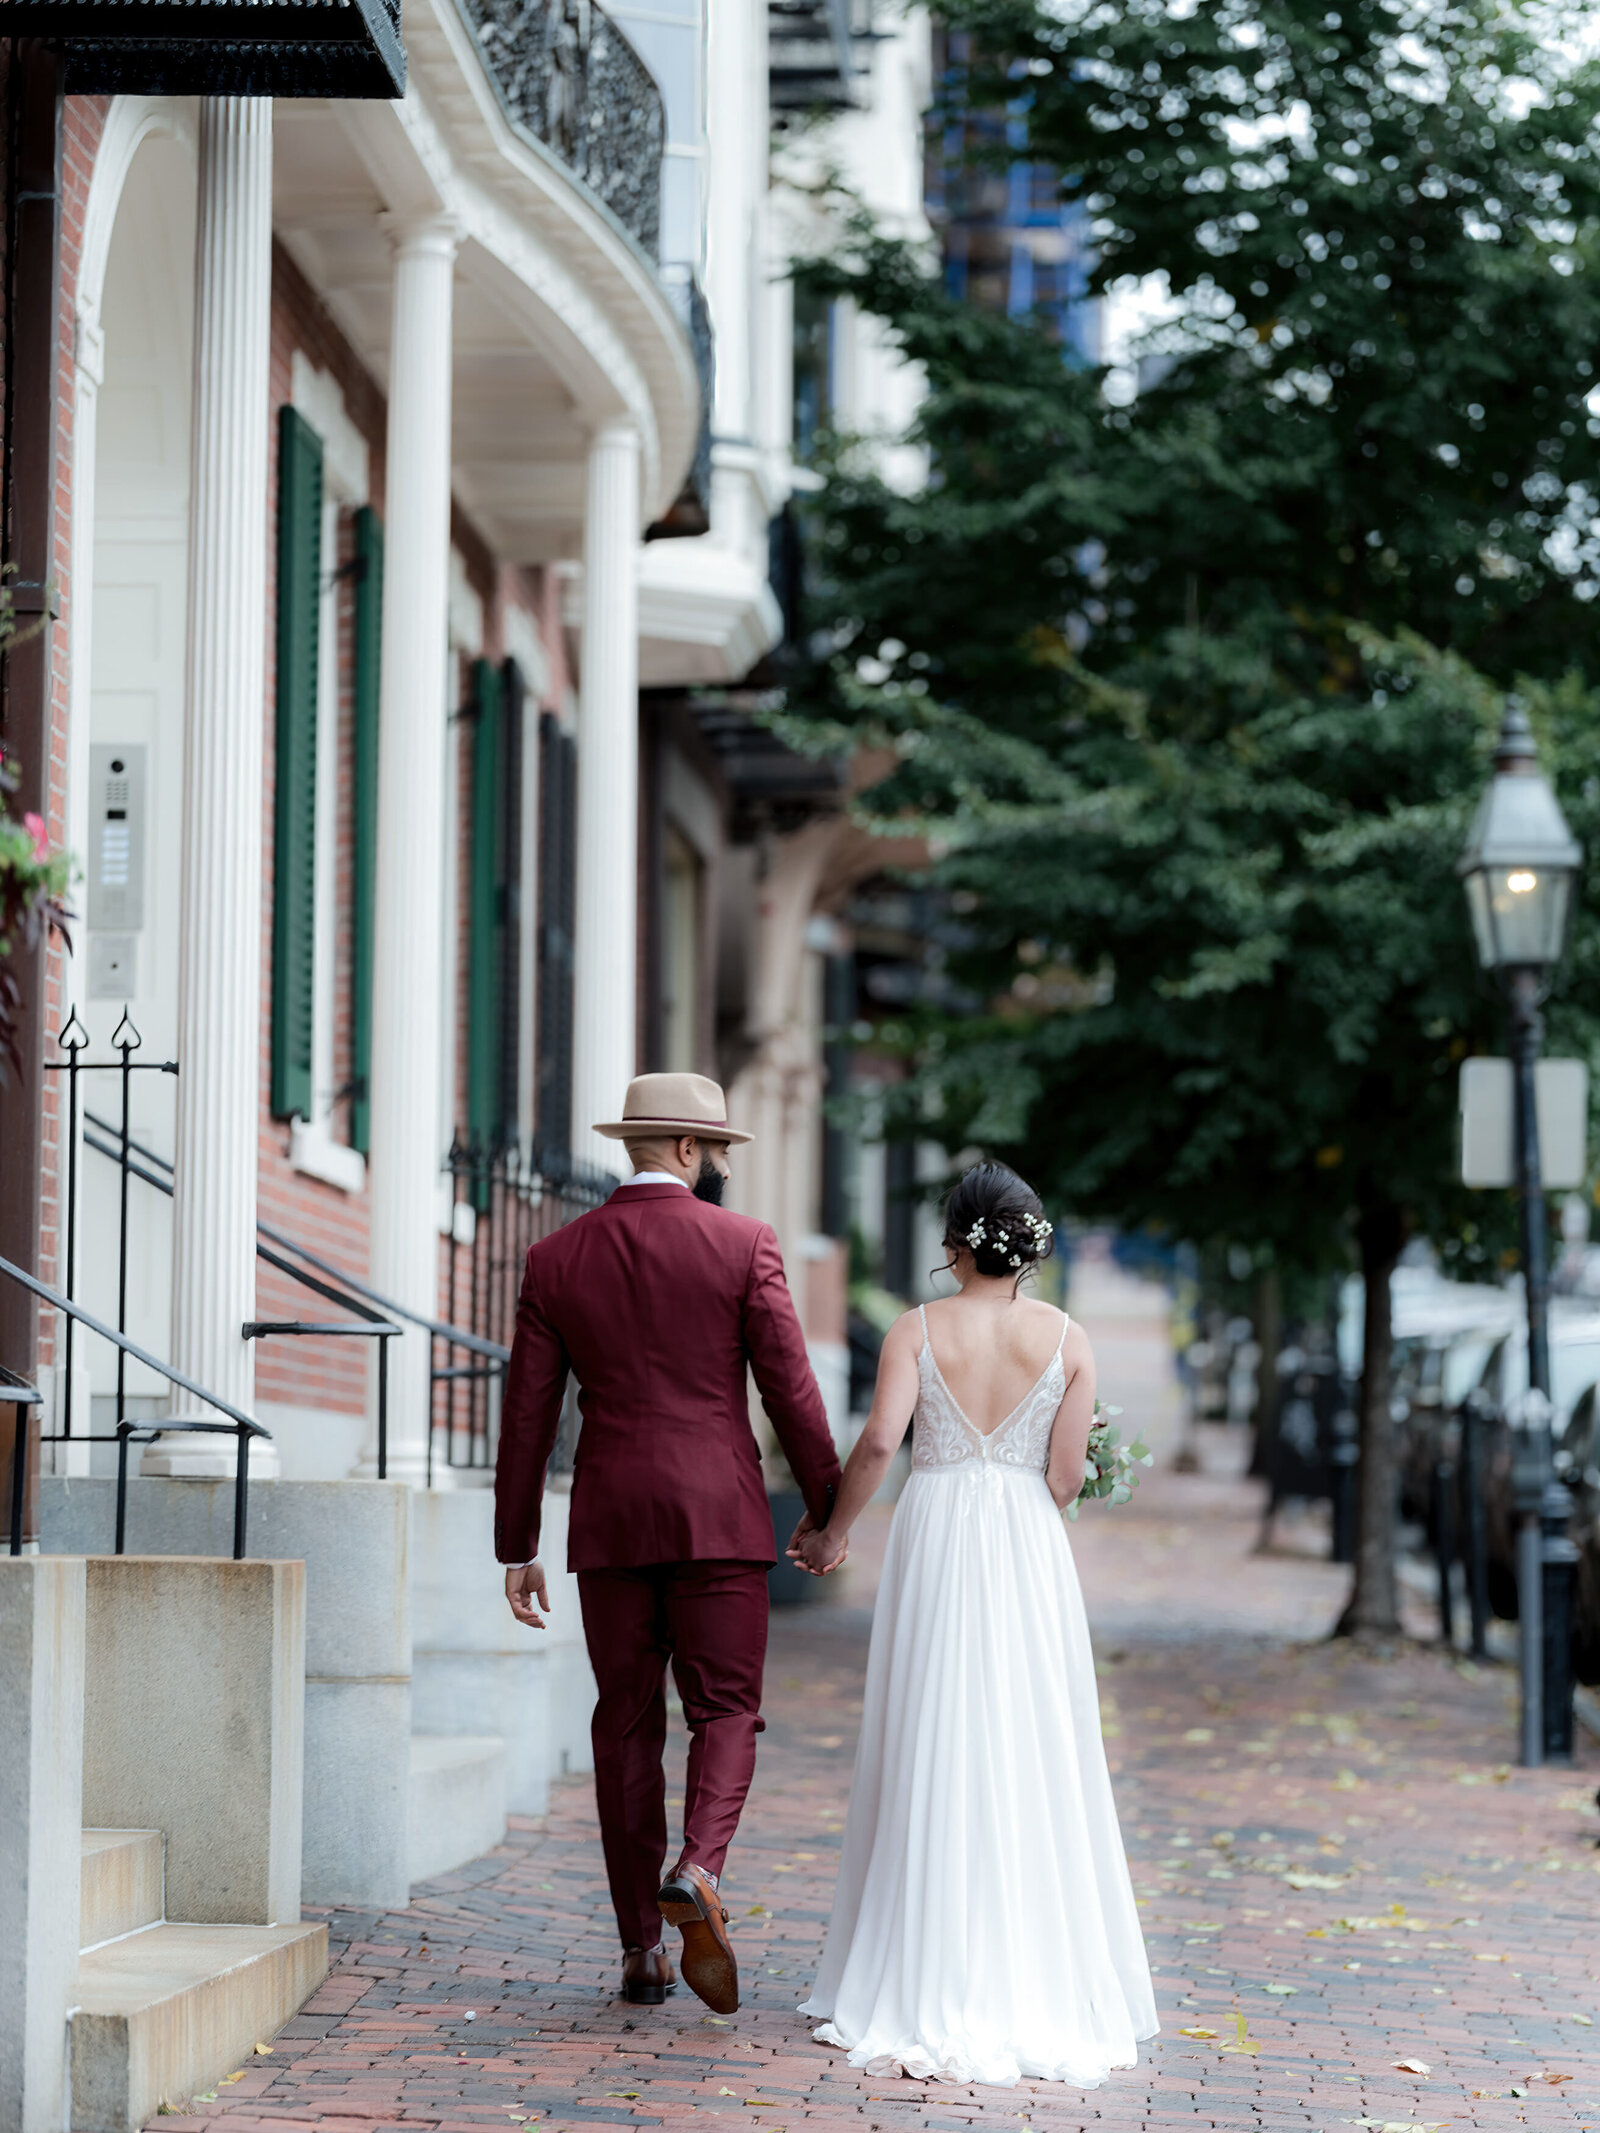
[3,1366,42,1557]
[53,1016,608,1485]
[457,0,665,257]
[51,1012,401,1473]
[50,1009,177,1445]
[437,1134,612,1478]
[1,1254,271,1560]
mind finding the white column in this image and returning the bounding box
[571,419,642,1174]
[148,100,274,1476]
[358,214,459,1483]
[51,301,105,1474]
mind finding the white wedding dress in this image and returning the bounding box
[800,1307,1158,2088]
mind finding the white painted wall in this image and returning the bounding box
[78,132,197,1417]
[774,7,934,493]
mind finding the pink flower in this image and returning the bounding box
[23,811,48,858]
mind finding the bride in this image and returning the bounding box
[787,1162,1157,2089]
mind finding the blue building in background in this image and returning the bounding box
[928,29,1099,362]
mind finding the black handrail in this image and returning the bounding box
[3,1365,43,1557]
[84,1106,510,1361]
[242,1317,399,1479]
[0,1253,269,1560]
[72,1058,609,1483]
[261,1222,512,1360]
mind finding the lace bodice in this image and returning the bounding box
[911,1305,1068,1474]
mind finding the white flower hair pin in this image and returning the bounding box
[964,1211,1054,1261]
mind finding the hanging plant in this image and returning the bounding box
[0,591,75,1084]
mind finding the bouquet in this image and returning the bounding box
[1066,1401,1152,1520]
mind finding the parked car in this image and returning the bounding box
[1392,1296,1600,1684]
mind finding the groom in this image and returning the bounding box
[495,1073,842,2013]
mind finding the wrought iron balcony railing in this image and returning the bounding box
[458,0,665,259]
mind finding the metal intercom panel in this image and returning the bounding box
[88,933,138,1000]
[88,743,146,934]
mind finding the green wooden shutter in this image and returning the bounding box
[350,506,383,1155]
[536,710,577,1157]
[498,658,525,1141]
[468,656,506,1155]
[271,405,323,1121]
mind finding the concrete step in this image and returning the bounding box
[81,1830,164,1950]
[71,1919,328,2133]
[408,1734,507,1885]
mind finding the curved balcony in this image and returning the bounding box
[458,0,665,259]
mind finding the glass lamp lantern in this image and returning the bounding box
[1458,704,1582,975]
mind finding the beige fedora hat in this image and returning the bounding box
[594,1071,753,1146]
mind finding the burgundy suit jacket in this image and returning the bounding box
[493,1183,843,1572]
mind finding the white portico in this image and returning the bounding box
[58,0,697,1488]
[268,0,698,1468]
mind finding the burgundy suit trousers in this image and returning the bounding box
[578,1560,769,1950]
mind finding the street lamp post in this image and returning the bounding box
[1457,702,1583,1768]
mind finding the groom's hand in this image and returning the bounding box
[505,1561,551,1628]
[786,1512,848,1576]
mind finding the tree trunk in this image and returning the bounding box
[1335,1201,1406,1641]
[1247,1266,1282,1479]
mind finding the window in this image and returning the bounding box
[270,360,373,1191]
[661,822,701,1074]
[536,710,577,1157]
[467,657,526,1150]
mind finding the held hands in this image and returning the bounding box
[786,1510,848,1577]
[505,1560,551,1628]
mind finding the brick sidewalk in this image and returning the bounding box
[161,1469,1600,2133]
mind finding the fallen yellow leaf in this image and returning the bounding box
[1220,2011,1261,2057]
[1178,2026,1218,2039]
[254,2045,273,2056]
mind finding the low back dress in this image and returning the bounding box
[799,1305,1158,2087]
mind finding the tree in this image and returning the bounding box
[785,0,1600,1637]
[948,0,1600,680]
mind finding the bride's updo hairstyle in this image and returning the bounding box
[941,1162,1054,1280]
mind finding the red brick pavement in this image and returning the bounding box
[160,1469,1600,2133]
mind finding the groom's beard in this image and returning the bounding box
[693,1154,725,1205]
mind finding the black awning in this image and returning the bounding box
[0,0,406,96]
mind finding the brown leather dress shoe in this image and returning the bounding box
[656,1861,738,2014]
[621,1944,676,2005]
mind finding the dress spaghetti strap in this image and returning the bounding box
[1055,1309,1071,1357]
[917,1302,930,1356]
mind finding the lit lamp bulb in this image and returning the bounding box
[1458,702,1581,972]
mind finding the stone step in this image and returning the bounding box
[71,1919,328,2133]
[408,1734,506,1885]
[81,1829,164,1950]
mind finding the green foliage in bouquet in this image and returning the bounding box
[1067,1402,1152,1521]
